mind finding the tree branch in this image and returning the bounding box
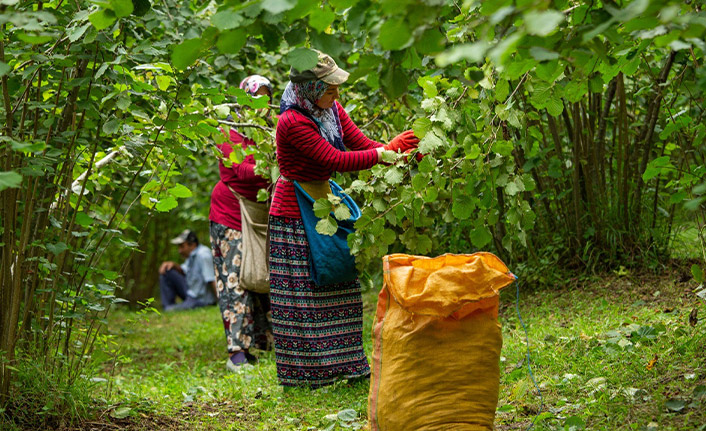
[217,119,273,131]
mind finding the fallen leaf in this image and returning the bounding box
[580,332,591,340]
[587,377,607,390]
[689,308,698,327]
[646,354,658,370]
[110,406,131,419]
[665,398,685,412]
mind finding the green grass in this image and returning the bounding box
[75,270,706,430]
[671,222,704,260]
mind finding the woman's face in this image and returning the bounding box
[254,86,272,116]
[315,85,339,110]
[254,86,271,98]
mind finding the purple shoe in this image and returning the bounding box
[226,351,247,372]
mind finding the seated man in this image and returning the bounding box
[159,229,217,311]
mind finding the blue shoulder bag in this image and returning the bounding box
[293,179,360,286]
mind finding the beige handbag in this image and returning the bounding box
[228,185,270,293]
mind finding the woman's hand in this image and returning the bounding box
[384,130,420,153]
[376,147,386,162]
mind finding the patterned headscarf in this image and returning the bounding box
[239,75,272,96]
[280,81,345,152]
[227,75,272,122]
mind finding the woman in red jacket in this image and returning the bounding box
[268,52,418,388]
[209,75,274,370]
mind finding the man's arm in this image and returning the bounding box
[210,281,218,298]
[159,261,184,275]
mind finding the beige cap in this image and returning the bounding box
[290,50,349,85]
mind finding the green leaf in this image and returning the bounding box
[505,181,520,196]
[217,29,247,55]
[530,46,559,61]
[415,28,446,55]
[168,183,192,198]
[692,264,705,283]
[384,167,404,185]
[470,224,492,248]
[418,77,438,98]
[497,405,514,413]
[381,66,407,99]
[0,171,22,191]
[424,187,438,203]
[435,41,489,66]
[171,39,202,71]
[329,0,358,9]
[524,10,564,36]
[333,204,351,221]
[89,9,117,31]
[669,190,687,205]
[132,0,151,16]
[452,193,474,220]
[665,398,685,412]
[694,385,706,398]
[381,228,396,245]
[643,156,673,181]
[492,140,513,157]
[684,197,706,211]
[229,147,244,164]
[102,119,120,135]
[564,416,586,431]
[418,156,436,173]
[262,0,297,14]
[155,197,178,212]
[68,23,91,43]
[212,10,243,30]
[16,33,53,44]
[337,409,357,422]
[419,130,444,153]
[411,173,428,191]
[110,406,132,419]
[415,234,432,254]
[313,199,332,218]
[10,140,45,153]
[378,18,412,51]
[109,0,133,17]
[155,75,171,91]
[0,61,9,78]
[633,325,658,340]
[46,242,69,256]
[74,212,94,227]
[309,8,335,33]
[413,118,432,139]
[257,189,269,202]
[563,80,587,103]
[287,47,319,72]
[545,97,564,117]
[315,216,338,236]
[506,58,536,80]
[496,79,509,101]
[529,81,552,107]
[465,144,481,159]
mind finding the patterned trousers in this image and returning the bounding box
[209,221,273,354]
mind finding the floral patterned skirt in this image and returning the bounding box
[209,221,272,354]
[269,215,370,388]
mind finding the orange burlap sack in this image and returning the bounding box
[368,253,515,431]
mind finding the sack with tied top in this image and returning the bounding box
[368,253,516,431]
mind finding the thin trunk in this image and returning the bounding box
[615,73,630,231]
[633,51,677,224]
[570,101,583,251]
[597,79,617,195]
